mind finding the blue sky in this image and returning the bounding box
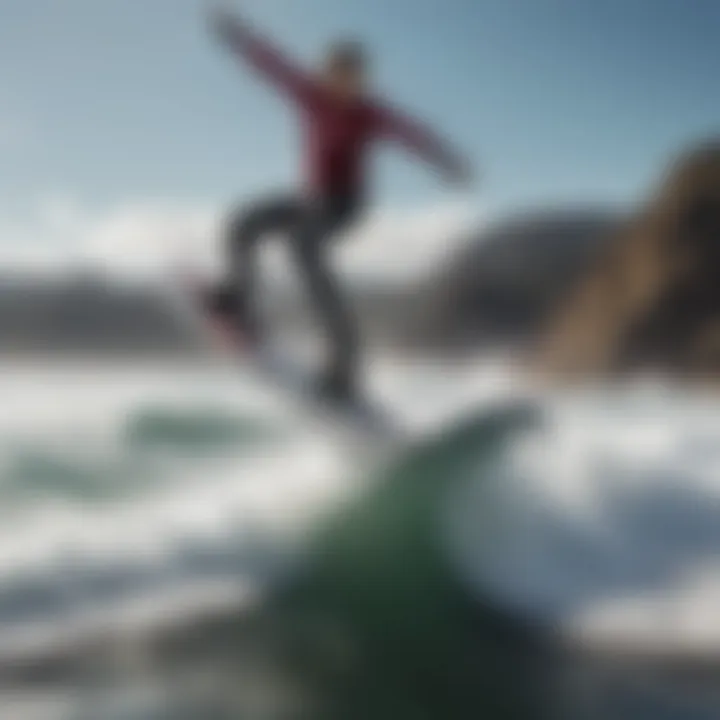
[0,0,718,217]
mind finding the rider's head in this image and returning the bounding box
[323,39,367,100]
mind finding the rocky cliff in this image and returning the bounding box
[532,139,720,381]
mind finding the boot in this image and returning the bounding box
[313,366,357,404]
[202,283,262,345]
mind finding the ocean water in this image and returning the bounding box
[1,359,720,719]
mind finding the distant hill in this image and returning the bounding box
[0,273,208,358]
[399,207,621,351]
[0,208,623,359]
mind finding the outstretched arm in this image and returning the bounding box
[373,104,472,185]
[209,5,317,108]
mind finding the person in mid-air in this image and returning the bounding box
[206,5,473,402]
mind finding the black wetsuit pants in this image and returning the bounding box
[225,191,362,387]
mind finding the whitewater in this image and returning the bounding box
[0,355,516,659]
[1,356,720,720]
[2,273,720,718]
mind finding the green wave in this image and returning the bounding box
[2,448,151,502]
[211,401,547,720]
[123,406,285,455]
[1,407,285,505]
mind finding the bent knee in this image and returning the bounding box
[227,206,263,248]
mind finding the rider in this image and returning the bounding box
[207,6,473,401]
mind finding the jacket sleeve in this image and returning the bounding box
[211,8,318,108]
[372,103,467,180]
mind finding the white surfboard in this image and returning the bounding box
[167,272,400,443]
[249,341,396,434]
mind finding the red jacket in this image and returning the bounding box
[214,11,465,194]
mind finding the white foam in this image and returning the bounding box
[446,387,720,660]
[0,356,509,659]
